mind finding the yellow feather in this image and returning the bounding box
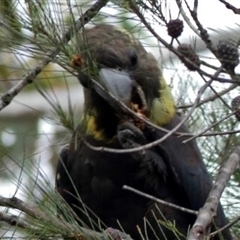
[85,115,105,141]
[83,114,116,142]
[150,76,176,126]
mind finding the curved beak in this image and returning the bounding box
[98,68,133,106]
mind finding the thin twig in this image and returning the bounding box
[184,0,216,54]
[210,215,240,238]
[183,67,232,143]
[178,84,238,109]
[193,0,198,13]
[123,185,198,215]
[183,110,237,144]
[219,0,240,14]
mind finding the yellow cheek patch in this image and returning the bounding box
[150,77,176,126]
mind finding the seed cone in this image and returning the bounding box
[167,19,184,38]
[177,44,200,71]
[217,39,239,72]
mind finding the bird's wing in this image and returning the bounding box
[149,114,230,231]
[153,114,213,209]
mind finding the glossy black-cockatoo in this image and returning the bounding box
[55,24,232,239]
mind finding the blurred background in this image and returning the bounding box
[1,0,240,238]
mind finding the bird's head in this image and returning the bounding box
[76,24,176,140]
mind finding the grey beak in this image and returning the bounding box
[98,68,133,106]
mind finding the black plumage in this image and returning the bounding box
[56,24,232,239]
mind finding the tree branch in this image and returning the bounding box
[0,211,35,230]
[188,146,240,240]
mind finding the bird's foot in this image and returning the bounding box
[117,121,146,160]
[117,121,146,149]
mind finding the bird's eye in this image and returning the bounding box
[128,50,138,67]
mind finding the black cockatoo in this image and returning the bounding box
[55,24,232,239]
